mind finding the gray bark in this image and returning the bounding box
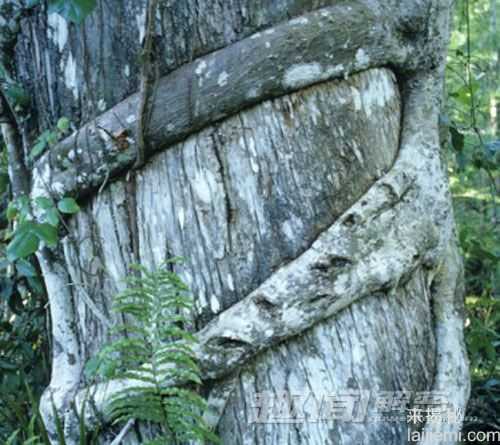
[1,0,469,444]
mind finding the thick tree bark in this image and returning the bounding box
[1,0,469,444]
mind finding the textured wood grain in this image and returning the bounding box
[55,68,399,369]
[7,1,469,444]
[30,1,426,202]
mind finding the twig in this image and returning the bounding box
[134,0,159,169]
[109,418,135,445]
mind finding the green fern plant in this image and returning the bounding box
[86,261,218,444]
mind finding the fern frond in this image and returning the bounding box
[86,261,218,443]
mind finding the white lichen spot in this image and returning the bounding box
[351,341,366,363]
[247,136,257,157]
[47,13,68,52]
[282,220,294,240]
[281,216,303,240]
[290,16,309,26]
[52,182,65,195]
[265,28,275,35]
[307,98,321,125]
[136,8,147,43]
[265,41,271,49]
[193,170,217,204]
[250,158,259,173]
[227,274,235,292]
[360,71,395,117]
[283,63,322,89]
[178,207,185,229]
[31,164,51,205]
[324,64,345,78]
[195,60,207,76]
[246,87,261,99]
[217,71,229,87]
[64,53,79,100]
[126,114,136,124]
[68,150,76,161]
[197,289,208,312]
[350,86,362,111]
[355,48,370,67]
[210,294,221,313]
[76,172,88,184]
[250,32,262,39]
[264,329,274,337]
[97,99,106,112]
[123,65,130,77]
[351,142,364,165]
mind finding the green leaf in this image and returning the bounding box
[5,428,19,445]
[32,223,58,247]
[36,197,60,226]
[16,258,38,277]
[27,276,45,295]
[46,131,59,145]
[30,139,48,159]
[48,0,97,24]
[6,202,18,221]
[45,207,61,227]
[17,196,31,217]
[35,196,54,210]
[57,117,71,133]
[6,225,40,261]
[5,84,30,108]
[0,277,14,300]
[58,197,80,214]
[84,356,103,379]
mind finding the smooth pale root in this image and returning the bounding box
[282,63,324,89]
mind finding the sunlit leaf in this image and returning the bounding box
[6,224,40,261]
[16,258,38,278]
[57,117,71,133]
[32,223,58,247]
[57,197,80,214]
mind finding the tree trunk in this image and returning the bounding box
[2,0,469,443]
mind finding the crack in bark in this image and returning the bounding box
[210,128,235,253]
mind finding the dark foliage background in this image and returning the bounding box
[445,0,499,441]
